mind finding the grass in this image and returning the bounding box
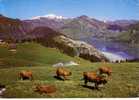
[0,42,139,98]
[0,42,87,67]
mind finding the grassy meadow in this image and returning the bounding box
[0,42,139,98]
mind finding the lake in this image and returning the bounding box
[82,37,139,61]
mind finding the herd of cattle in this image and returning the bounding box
[17,66,112,94]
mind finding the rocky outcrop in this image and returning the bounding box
[53,35,108,62]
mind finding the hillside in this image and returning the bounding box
[60,15,107,39]
[0,15,62,42]
[113,22,139,44]
[0,42,87,67]
[0,15,33,42]
[0,42,139,98]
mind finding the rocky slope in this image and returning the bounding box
[53,35,108,62]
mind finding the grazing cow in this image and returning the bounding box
[83,71,107,89]
[99,66,112,76]
[18,70,33,80]
[56,67,72,80]
[35,84,56,94]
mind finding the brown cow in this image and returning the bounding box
[35,84,56,94]
[18,70,33,80]
[99,66,112,76]
[83,71,107,89]
[56,67,72,80]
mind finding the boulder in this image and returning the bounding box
[53,61,79,67]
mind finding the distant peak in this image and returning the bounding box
[31,14,67,20]
[78,15,89,19]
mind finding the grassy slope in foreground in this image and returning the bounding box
[0,42,139,98]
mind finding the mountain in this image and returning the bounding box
[106,20,138,31]
[0,15,32,42]
[25,14,69,30]
[60,15,108,39]
[25,18,64,30]
[113,22,139,44]
[0,15,108,62]
[0,14,63,42]
[25,14,139,40]
[1,14,138,61]
[25,15,108,39]
[107,20,138,27]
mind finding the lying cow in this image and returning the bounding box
[99,66,112,76]
[35,84,56,94]
[18,70,33,80]
[56,67,72,80]
[83,71,107,89]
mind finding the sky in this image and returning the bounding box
[0,0,139,20]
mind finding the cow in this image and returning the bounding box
[35,84,56,94]
[83,71,107,89]
[56,67,72,80]
[99,66,112,76]
[18,70,33,80]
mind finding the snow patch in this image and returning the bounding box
[31,14,67,20]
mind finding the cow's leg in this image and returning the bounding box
[99,70,102,75]
[95,83,99,90]
[39,91,43,95]
[19,75,22,80]
[30,75,33,80]
[18,73,21,80]
[84,79,88,86]
[108,72,112,77]
[56,73,60,78]
[63,76,68,80]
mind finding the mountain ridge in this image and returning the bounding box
[24,14,139,40]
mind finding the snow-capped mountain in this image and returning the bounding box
[31,14,67,20]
